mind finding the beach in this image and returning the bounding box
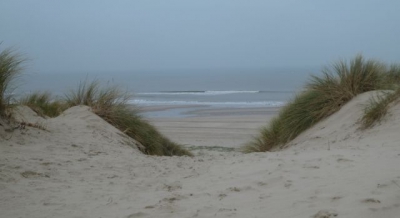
[145,106,280,148]
[1,92,400,218]
[2,1,400,217]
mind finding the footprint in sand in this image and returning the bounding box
[303,163,320,169]
[163,181,182,192]
[312,210,338,218]
[361,198,382,211]
[372,180,400,195]
[126,212,148,218]
[20,170,49,178]
[284,180,293,188]
[331,196,342,202]
[256,181,268,186]
[228,187,241,192]
[362,198,381,204]
[214,208,237,217]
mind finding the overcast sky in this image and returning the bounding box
[1,0,399,73]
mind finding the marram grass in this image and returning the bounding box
[0,47,24,116]
[360,89,400,129]
[242,117,282,152]
[243,55,392,153]
[384,64,400,89]
[65,80,193,157]
[19,92,66,117]
[361,65,400,129]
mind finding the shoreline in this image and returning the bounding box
[147,106,280,148]
[139,104,281,118]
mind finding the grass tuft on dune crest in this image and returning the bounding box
[243,55,391,153]
[360,89,400,129]
[0,47,24,117]
[384,64,400,89]
[360,65,400,128]
[65,80,193,157]
[20,92,66,117]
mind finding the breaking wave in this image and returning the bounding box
[137,90,261,96]
[129,99,285,107]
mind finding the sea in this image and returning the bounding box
[18,68,317,117]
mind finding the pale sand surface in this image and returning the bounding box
[1,91,400,218]
[147,107,279,148]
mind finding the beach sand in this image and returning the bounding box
[1,92,400,218]
[147,107,280,148]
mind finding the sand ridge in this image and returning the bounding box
[1,92,400,218]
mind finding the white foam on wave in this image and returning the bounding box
[129,99,285,107]
[138,90,260,96]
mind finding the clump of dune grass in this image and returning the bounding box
[19,92,66,117]
[383,64,400,89]
[243,117,282,152]
[0,47,24,117]
[243,55,388,152]
[65,80,192,157]
[360,89,400,129]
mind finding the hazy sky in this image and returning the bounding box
[1,0,399,73]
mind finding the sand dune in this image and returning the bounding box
[1,92,400,218]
